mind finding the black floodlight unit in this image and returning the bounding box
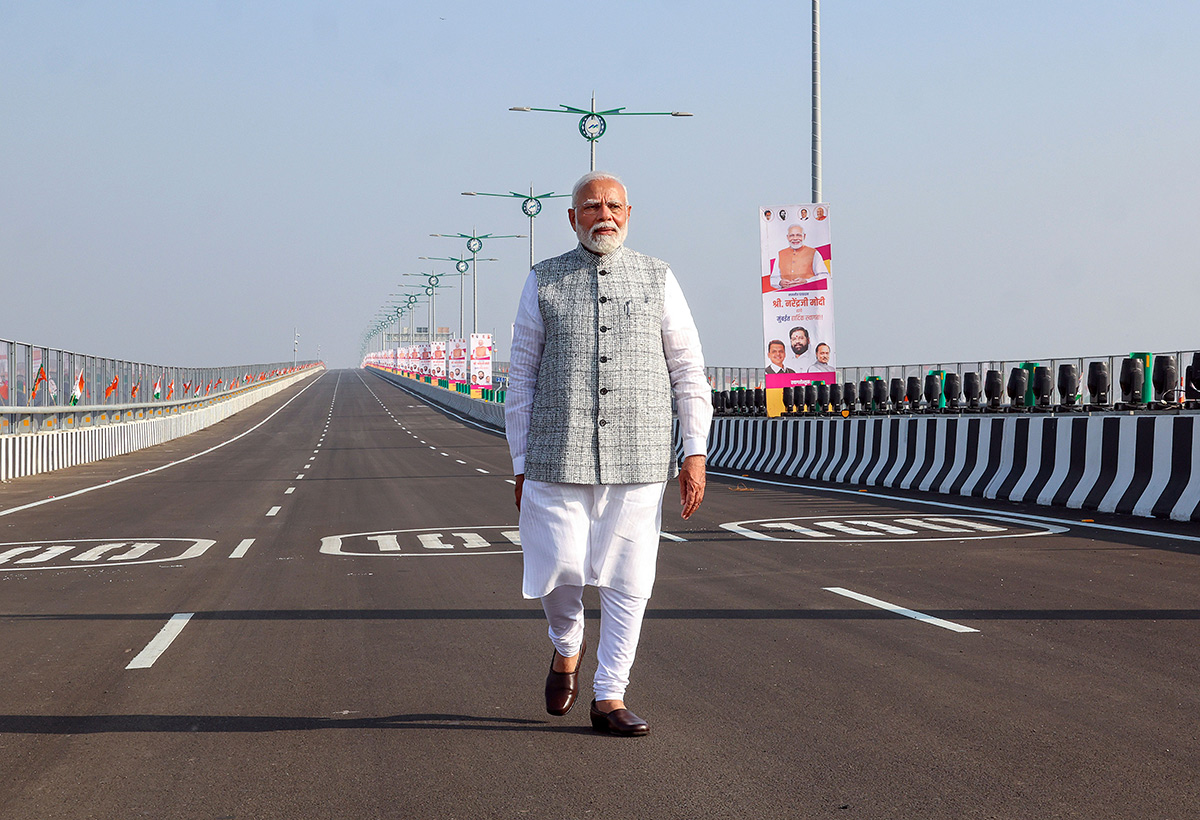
[889,378,905,413]
[906,376,922,412]
[815,381,830,414]
[736,388,748,414]
[782,386,795,414]
[843,381,856,413]
[872,378,888,414]
[984,369,1004,411]
[1152,355,1178,406]
[858,379,872,412]
[923,373,942,413]
[828,382,842,414]
[1118,357,1144,409]
[712,389,724,415]
[943,372,962,411]
[1057,364,1080,411]
[754,387,766,416]
[797,384,812,414]
[1086,361,1110,408]
[725,390,736,415]
[1007,368,1029,412]
[963,371,982,411]
[1186,352,1200,409]
[1032,366,1053,411]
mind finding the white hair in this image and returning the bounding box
[571,171,628,207]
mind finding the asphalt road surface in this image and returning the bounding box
[2,369,1197,820]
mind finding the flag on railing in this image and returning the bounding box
[131,382,140,398]
[69,370,85,406]
[152,377,162,400]
[183,380,192,396]
[30,365,48,401]
[166,380,174,400]
[105,375,119,399]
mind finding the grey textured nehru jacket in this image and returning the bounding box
[524,244,675,485]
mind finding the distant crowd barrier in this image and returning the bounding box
[0,336,323,482]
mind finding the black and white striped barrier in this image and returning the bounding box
[0,369,322,483]
[705,414,1200,522]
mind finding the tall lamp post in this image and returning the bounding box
[401,273,454,342]
[510,94,692,171]
[428,230,522,336]
[293,328,300,369]
[418,253,499,336]
[461,187,569,268]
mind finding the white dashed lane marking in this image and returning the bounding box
[267,506,281,517]
[824,587,979,633]
[126,613,194,669]
[230,539,255,559]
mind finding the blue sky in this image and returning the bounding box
[2,1,1197,369]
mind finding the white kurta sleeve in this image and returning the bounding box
[504,271,544,475]
[662,269,712,459]
[812,248,827,276]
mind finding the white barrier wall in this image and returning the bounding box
[705,414,1200,523]
[0,369,322,483]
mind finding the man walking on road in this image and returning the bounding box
[505,171,712,736]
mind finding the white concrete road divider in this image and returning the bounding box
[0,369,323,483]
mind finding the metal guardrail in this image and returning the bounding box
[0,336,322,435]
[705,349,1200,404]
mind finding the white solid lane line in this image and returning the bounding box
[659,532,688,542]
[230,538,255,559]
[126,613,194,669]
[824,587,979,633]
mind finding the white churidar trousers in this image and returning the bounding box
[520,479,667,702]
[519,479,667,600]
[541,584,649,701]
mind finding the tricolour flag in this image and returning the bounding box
[30,366,47,401]
[69,370,85,406]
[131,382,140,398]
[166,380,174,400]
[105,375,119,399]
[152,377,162,400]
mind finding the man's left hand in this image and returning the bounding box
[678,455,706,520]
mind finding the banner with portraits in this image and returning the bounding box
[430,340,446,379]
[759,203,836,387]
[418,343,431,376]
[469,333,493,389]
[448,338,468,385]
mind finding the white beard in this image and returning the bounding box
[578,220,626,255]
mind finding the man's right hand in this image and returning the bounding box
[514,474,524,511]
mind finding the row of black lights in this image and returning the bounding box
[714,354,1200,416]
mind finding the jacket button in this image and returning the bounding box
[599,419,607,426]
[599,270,608,276]
[599,325,608,332]
[599,296,607,303]
[600,356,608,363]
[600,388,608,395]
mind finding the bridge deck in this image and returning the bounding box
[1,370,1196,819]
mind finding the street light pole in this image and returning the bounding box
[510,95,693,171]
[812,0,822,203]
[462,187,569,269]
